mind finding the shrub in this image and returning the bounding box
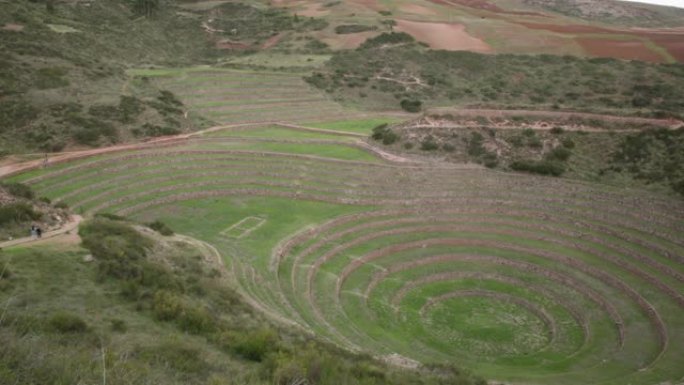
[371,123,389,140]
[79,219,152,280]
[335,24,375,34]
[148,220,174,236]
[110,319,127,332]
[561,138,576,149]
[420,138,438,151]
[527,137,543,148]
[94,212,126,221]
[550,126,564,134]
[510,160,565,176]
[400,99,422,113]
[358,32,414,49]
[0,203,42,225]
[509,135,524,148]
[233,328,279,361]
[48,312,88,333]
[467,132,485,157]
[152,290,185,321]
[371,123,398,144]
[1,182,34,199]
[138,342,209,374]
[546,146,572,162]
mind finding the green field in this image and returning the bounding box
[129,67,360,125]
[6,123,684,385]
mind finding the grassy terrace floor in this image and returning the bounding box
[128,67,360,124]
[6,124,684,385]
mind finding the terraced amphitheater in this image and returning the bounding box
[6,124,684,385]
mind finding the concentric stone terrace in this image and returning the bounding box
[8,125,684,385]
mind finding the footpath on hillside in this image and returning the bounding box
[0,215,83,249]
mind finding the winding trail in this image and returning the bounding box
[0,215,83,249]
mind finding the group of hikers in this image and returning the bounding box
[30,224,43,238]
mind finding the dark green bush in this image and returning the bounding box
[0,203,42,225]
[335,24,376,34]
[110,319,127,332]
[94,212,126,221]
[371,123,398,144]
[400,99,422,113]
[359,32,414,49]
[420,139,439,151]
[48,312,88,333]
[510,160,565,176]
[79,219,152,280]
[562,138,576,149]
[233,328,278,362]
[1,182,34,199]
[371,123,389,140]
[148,220,174,236]
[546,146,572,162]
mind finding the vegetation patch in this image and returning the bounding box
[308,38,684,116]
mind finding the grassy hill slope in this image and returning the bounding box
[0,217,484,385]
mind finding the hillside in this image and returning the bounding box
[0,216,484,385]
[1,1,684,385]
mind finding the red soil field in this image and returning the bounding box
[576,37,665,62]
[519,22,684,63]
[427,0,545,16]
[395,19,491,52]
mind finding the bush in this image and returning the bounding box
[400,99,422,113]
[550,126,564,134]
[0,203,42,225]
[48,312,88,333]
[561,138,576,149]
[420,138,439,151]
[546,146,572,162]
[94,212,126,221]
[370,124,398,144]
[510,160,565,176]
[358,32,414,49]
[148,220,174,236]
[79,219,152,280]
[233,328,279,362]
[1,182,34,199]
[110,319,127,332]
[138,342,209,374]
[335,24,375,34]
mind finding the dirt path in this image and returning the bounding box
[428,108,684,129]
[0,215,83,249]
[2,108,680,179]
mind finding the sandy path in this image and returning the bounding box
[428,108,684,128]
[0,215,83,249]
[2,109,680,179]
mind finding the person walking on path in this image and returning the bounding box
[36,227,42,238]
[30,225,37,238]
